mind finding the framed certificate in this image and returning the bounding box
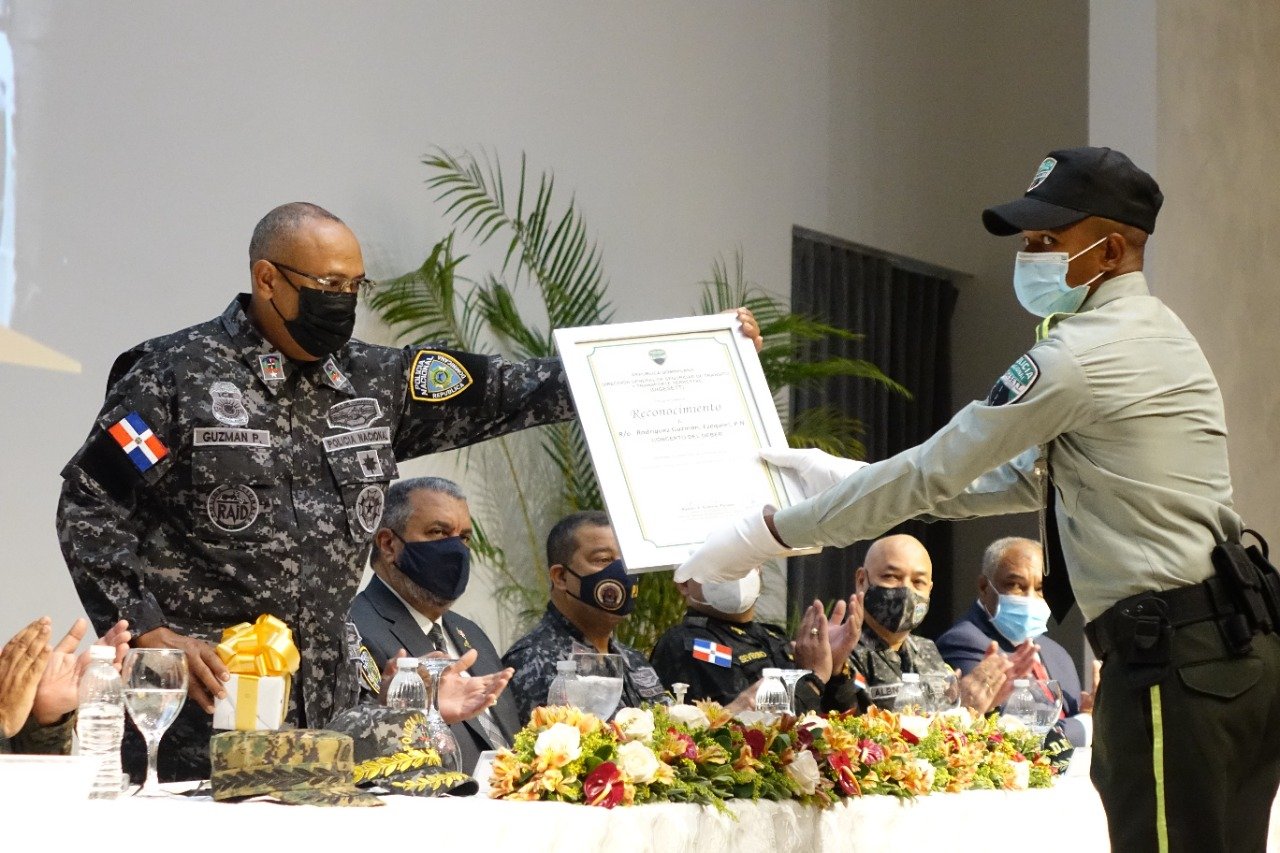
[554,314,818,572]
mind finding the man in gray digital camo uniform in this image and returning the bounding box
[56,203,576,781]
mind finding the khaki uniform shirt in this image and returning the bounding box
[774,273,1242,620]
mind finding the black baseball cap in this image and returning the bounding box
[982,146,1163,236]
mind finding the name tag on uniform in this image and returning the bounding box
[193,427,271,447]
[322,427,391,453]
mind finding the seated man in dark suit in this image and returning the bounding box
[935,536,1094,746]
[349,476,518,774]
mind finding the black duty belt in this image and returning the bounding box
[1084,575,1276,659]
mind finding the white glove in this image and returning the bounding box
[674,507,789,585]
[759,447,868,499]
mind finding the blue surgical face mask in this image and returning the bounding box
[1012,235,1107,317]
[990,593,1052,644]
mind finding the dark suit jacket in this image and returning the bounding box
[935,601,1088,746]
[349,576,520,774]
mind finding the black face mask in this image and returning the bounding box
[563,558,637,615]
[394,534,470,601]
[863,585,929,634]
[271,283,356,358]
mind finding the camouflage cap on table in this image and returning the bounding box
[209,729,383,806]
[327,706,479,797]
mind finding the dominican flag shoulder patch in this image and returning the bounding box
[691,638,733,668]
[108,412,168,472]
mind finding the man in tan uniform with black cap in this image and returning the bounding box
[677,147,1280,852]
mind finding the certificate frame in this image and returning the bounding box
[554,314,818,572]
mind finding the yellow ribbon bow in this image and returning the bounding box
[215,615,300,730]
[216,614,301,676]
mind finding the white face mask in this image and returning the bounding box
[696,569,762,615]
[1012,235,1107,317]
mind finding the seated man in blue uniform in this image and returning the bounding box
[650,570,862,714]
[349,476,518,773]
[936,536,1093,746]
[502,512,669,725]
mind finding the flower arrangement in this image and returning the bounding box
[489,702,1065,809]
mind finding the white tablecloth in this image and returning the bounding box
[16,769,1280,852]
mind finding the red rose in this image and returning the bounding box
[743,729,767,758]
[583,762,626,808]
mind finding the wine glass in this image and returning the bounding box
[418,658,463,773]
[122,648,188,796]
[777,669,812,715]
[566,652,624,720]
[1027,679,1064,742]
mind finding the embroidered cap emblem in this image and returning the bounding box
[1028,157,1057,192]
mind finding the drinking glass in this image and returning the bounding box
[1027,679,1064,741]
[923,672,962,714]
[418,658,463,773]
[122,648,188,797]
[777,669,812,715]
[566,652,624,720]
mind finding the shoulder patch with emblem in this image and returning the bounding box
[985,354,1040,407]
[409,350,474,402]
[358,646,382,694]
[327,398,383,431]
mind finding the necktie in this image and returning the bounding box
[1030,656,1066,719]
[430,621,508,749]
[427,622,446,654]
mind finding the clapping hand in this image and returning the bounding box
[31,618,130,726]
[0,618,52,737]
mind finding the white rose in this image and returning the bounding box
[797,712,829,730]
[667,704,710,731]
[997,713,1029,733]
[1010,757,1030,790]
[914,757,936,790]
[534,722,582,762]
[899,714,931,741]
[938,706,973,728]
[734,709,770,727]
[786,749,822,795]
[614,707,656,743]
[616,740,662,784]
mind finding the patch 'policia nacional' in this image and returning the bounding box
[410,350,473,402]
[986,354,1040,407]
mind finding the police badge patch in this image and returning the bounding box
[986,354,1040,407]
[327,398,383,431]
[409,350,473,402]
[207,483,260,531]
[209,382,250,427]
[355,485,384,533]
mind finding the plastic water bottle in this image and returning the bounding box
[893,672,928,713]
[76,645,125,800]
[1004,678,1037,725]
[756,668,790,715]
[386,658,427,710]
[546,659,579,706]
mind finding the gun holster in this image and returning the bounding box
[1112,594,1174,688]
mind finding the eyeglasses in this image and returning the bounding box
[269,260,376,295]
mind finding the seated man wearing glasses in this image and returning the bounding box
[55,202,582,781]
